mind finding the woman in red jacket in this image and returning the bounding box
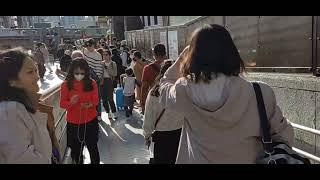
[60,58,100,164]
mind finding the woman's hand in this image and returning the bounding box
[70,95,79,105]
[162,46,190,81]
[81,102,93,109]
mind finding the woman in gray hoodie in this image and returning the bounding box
[159,24,294,164]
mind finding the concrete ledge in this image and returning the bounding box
[245,72,320,92]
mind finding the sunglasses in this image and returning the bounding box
[74,73,85,75]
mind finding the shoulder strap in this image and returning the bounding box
[252,82,274,154]
[154,109,165,129]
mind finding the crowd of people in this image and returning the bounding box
[0,24,299,164]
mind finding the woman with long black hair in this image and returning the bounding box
[0,48,54,163]
[60,58,100,164]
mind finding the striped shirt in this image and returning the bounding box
[82,48,104,79]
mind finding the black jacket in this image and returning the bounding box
[59,55,72,72]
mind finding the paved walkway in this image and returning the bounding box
[83,108,150,164]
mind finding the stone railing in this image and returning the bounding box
[39,81,68,162]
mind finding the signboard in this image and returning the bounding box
[34,22,51,28]
[160,31,167,53]
[168,30,178,60]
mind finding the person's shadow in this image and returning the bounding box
[45,74,55,80]
[97,113,149,164]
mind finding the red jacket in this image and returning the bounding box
[60,79,99,124]
[141,61,161,106]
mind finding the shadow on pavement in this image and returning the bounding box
[40,81,50,90]
[96,111,149,164]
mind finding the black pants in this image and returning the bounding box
[67,118,100,164]
[96,79,102,117]
[101,78,117,113]
[124,95,135,117]
[37,63,46,79]
[152,128,182,164]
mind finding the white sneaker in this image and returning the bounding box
[108,113,112,119]
[112,113,118,119]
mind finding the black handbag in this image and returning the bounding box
[252,82,311,164]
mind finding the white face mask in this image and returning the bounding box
[130,55,134,59]
[74,74,85,81]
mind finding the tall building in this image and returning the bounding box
[47,16,61,27]
[139,16,200,28]
[16,16,31,28]
[97,16,109,28]
[61,16,87,28]
[0,16,11,28]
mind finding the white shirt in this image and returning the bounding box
[120,51,128,67]
[123,76,136,96]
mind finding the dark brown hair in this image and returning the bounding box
[65,58,93,92]
[181,24,245,83]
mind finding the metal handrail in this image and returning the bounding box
[291,122,320,136]
[292,147,320,163]
[290,122,320,163]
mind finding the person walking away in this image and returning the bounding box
[159,24,294,164]
[143,60,183,164]
[123,68,141,118]
[56,43,66,60]
[132,51,147,105]
[120,45,129,68]
[141,44,167,114]
[111,48,125,88]
[40,43,53,73]
[97,48,118,120]
[33,43,46,81]
[59,49,72,73]
[60,58,100,164]
[0,48,55,164]
[128,49,137,68]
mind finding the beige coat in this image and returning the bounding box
[159,61,294,164]
[133,60,147,101]
[0,101,52,164]
[143,91,184,139]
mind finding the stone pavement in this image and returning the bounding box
[83,108,150,164]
